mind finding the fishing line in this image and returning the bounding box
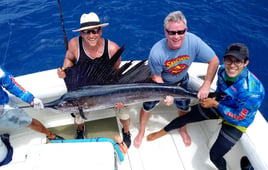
[2,21,12,66]
[57,0,68,51]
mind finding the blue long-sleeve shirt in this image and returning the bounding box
[216,66,265,128]
[0,66,34,105]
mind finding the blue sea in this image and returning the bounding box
[0,0,267,120]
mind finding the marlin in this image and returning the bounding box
[21,46,218,119]
[42,83,199,119]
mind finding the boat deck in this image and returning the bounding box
[120,103,220,170]
[0,62,254,169]
[1,103,244,170]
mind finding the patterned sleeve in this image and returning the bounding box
[216,71,265,127]
[0,67,34,104]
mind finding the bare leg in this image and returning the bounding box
[120,118,130,133]
[178,110,191,147]
[134,108,152,148]
[27,118,56,139]
[73,113,85,130]
[73,113,85,139]
[76,123,85,131]
[147,129,167,141]
[120,118,131,148]
[114,106,131,148]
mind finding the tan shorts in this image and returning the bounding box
[114,106,130,120]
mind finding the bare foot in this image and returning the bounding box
[179,127,191,147]
[134,133,144,148]
[114,135,128,154]
[147,129,167,141]
[47,132,56,139]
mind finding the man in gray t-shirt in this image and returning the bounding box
[134,10,219,148]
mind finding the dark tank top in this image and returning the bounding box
[76,36,110,65]
[64,36,124,91]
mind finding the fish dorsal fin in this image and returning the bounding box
[63,45,153,91]
[118,60,153,84]
[64,46,125,91]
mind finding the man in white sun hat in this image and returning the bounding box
[57,12,131,148]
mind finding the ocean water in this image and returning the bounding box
[0,0,267,120]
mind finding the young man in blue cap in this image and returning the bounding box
[147,43,265,170]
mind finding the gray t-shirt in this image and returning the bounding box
[148,32,215,84]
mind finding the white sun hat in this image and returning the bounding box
[72,12,109,32]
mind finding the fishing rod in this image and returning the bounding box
[2,21,12,66]
[57,0,68,51]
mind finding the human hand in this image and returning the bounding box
[197,84,210,99]
[57,67,66,78]
[163,95,174,106]
[31,98,44,110]
[199,98,218,108]
[114,102,125,108]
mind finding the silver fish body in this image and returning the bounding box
[46,83,197,114]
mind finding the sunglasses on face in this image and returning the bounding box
[165,28,186,35]
[224,57,244,66]
[81,28,100,34]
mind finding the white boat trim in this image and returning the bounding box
[0,62,267,170]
